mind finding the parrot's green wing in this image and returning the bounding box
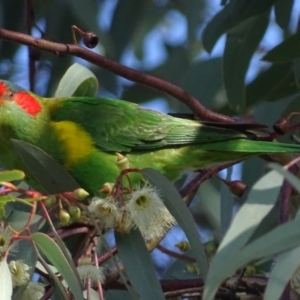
[49,97,259,152]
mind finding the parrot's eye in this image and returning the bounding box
[6,90,14,100]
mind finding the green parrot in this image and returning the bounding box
[0,80,299,195]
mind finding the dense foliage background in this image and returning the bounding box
[1,0,300,299]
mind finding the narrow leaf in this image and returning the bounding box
[0,259,12,300]
[263,31,300,63]
[274,0,294,30]
[13,140,80,194]
[32,232,84,300]
[0,170,25,182]
[203,169,284,300]
[55,63,98,97]
[141,168,208,278]
[264,243,300,299]
[115,228,165,300]
[224,12,269,111]
[268,163,300,194]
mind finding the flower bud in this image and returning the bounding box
[186,262,200,274]
[116,153,129,170]
[59,209,71,226]
[69,206,81,221]
[175,241,191,252]
[44,196,56,207]
[73,188,89,201]
[206,241,218,255]
[228,180,247,197]
[245,265,256,276]
[100,182,114,194]
[273,117,289,135]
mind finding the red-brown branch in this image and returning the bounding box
[0,27,234,123]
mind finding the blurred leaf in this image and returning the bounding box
[0,259,12,300]
[110,0,148,60]
[202,5,232,53]
[220,177,234,236]
[8,211,42,231]
[197,179,221,233]
[122,84,164,104]
[0,170,25,182]
[11,239,38,300]
[132,5,168,60]
[141,168,209,278]
[282,93,300,121]
[223,12,269,111]
[246,63,297,105]
[274,0,294,30]
[32,232,84,300]
[0,195,16,205]
[263,31,300,63]
[182,58,223,110]
[202,0,274,53]
[115,228,165,300]
[38,258,70,300]
[0,0,24,59]
[268,163,300,194]
[55,63,98,97]
[163,250,201,279]
[264,227,300,300]
[174,0,205,44]
[203,169,284,299]
[12,140,80,194]
[105,290,137,300]
[151,45,190,85]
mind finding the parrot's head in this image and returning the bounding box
[0,80,49,141]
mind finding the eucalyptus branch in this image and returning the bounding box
[0,27,234,123]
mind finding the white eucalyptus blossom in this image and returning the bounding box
[9,260,30,287]
[88,197,118,229]
[77,256,105,287]
[20,282,45,300]
[0,222,14,258]
[127,185,176,239]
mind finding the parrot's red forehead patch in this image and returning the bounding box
[15,92,42,116]
[0,82,7,96]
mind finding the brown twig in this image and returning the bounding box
[156,244,195,263]
[180,161,242,201]
[0,27,234,122]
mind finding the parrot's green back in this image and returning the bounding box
[0,80,299,195]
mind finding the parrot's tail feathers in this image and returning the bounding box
[200,139,300,153]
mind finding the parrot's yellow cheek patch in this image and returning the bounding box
[51,121,95,168]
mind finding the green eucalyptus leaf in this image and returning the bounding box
[263,31,300,63]
[115,228,165,300]
[0,195,16,205]
[55,63,98,97]
[0,170,25,182]
[274,0,294,30]
[11,239,37,300]
[202,0,274,53]
[32,232,84,300]
[12,140,80,194]
[264,218,300,300]
[203,169,284,300]
[141,168,209,279]
[246,63,295,105]
[223,12,269,111]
